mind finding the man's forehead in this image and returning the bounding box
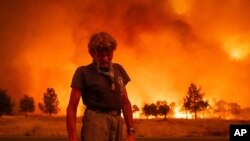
[96,50,113,55]
[96,45,114,52]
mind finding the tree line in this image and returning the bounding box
[130,83,209,120]
[0,88,60,117]
[1,83,249,119]
[132,83,248,120]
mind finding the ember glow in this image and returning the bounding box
[174,107,192,119]
[223,35,250,60]
[0,0,250,116]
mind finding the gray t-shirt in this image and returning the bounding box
[71,63,130,109]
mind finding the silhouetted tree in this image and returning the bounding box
[213,99,228,119]
[156,100,170,120]
[228,102,241,119]
[132,104,140,118]
[0,89,14,117]
[19,95,35,116]
[38,88,60,116]
[142,104,150,119]
[148,103,158,118]
[183,83,209,119]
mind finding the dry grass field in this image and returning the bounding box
[0,116,249,138]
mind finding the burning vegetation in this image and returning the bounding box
[0,0,250,117]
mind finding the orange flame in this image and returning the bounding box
[0,0,250,116]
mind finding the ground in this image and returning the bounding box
[0,116,249,137]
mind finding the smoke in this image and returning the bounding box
[0,0,250,115]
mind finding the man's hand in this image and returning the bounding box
[125,134,135,141]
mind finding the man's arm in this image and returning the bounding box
[122,87,135,140]
[66,87,81,141]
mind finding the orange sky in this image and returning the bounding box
[0,0,250,116]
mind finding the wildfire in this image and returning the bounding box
[1,0,250,116]
[170,0,193,15]
[173,107,192,119]
[223,35,250,60]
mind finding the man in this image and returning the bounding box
[66,32,135,141]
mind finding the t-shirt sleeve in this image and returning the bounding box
[70,67,84,89]
[118,64,131,86]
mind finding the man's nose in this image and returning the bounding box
[102,55,109,61]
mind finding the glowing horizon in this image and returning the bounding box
[0,0,250,116]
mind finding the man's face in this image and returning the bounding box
[93,50,113,70]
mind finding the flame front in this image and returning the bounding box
[0,0,250,116]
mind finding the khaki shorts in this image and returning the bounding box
[81,109,124,141]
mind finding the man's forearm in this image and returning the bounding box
[66,109,78,141]
[122,100,134,133]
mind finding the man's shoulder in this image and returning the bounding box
[113,63,128,73]
[113,63,124,69]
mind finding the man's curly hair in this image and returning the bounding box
[88,32,117,56]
